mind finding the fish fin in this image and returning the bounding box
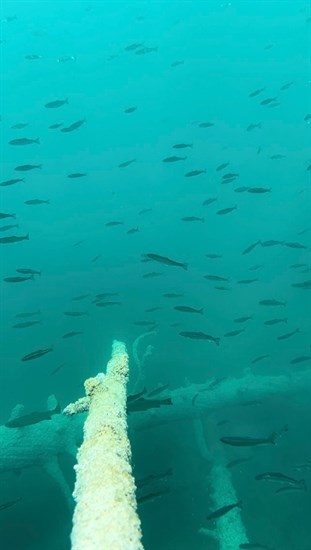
[8,403,25,422]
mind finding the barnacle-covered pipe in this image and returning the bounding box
[64,340,144,550]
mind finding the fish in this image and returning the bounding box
[0,498,22,512]
[147,384,169,397]
[15,310,40,318]
[133,321,156,327]
[222,173,239,180]
[185,169,206,177]
[145,307,162,313]
[50,363,67,376]
[234,186,250,193]
[61,120,85,133]
[237,278,258,284]
[67,173,87,178]
[261,240,284,247]
[0,178,24,186]
[234,316,253,323]
[163,293,184,298]
[247,187,271,193]
[143,272,163,279]
[144,253,187,270]
[291,262,308,269]
[124,106,137,113]
[251,354,270,364]
[216,162,230,171]
[96,301,122,307]
[239,544,272,549]
[203,198,217,206]
[25,199,49,205]
[105,221,124,227]
[220,432,278,447]
[198,122,214,128]
[124,42,144,51]
[136,467,173,488]
[249,87,265,97]
[64,311,88,316]
[135,46,158,56]
[260,97,277,105]
[259,299,286,306]
[72,294,89,301]
[15,164,42,171]
[277,328,299,340]
[11,123,29,129]
[16,268,41,276]
[216,206,237,215]
[45,98,68,108]
[9,138,40,145]
[226,457,252,469]
[204,274,229,281]
[249,264,264,271]
[138,208,152,215]
[179,331,220,345]
[91,255,101,262]
[62,331,83,338]
[127,387,147,403]
[0,223,19,232]
[171,60,184,67]
[174,306,203,314]
[181,216,204,222]
[206,501,242,521]
[173,143,192,149]
[49,123,63,129]
[127,227,139,234]
[118,159,136,168]
[275,485,307,494]
[4,275,34,283]
[290,356,311,364]
[128,397,172,413]
[0,234,29,244]
[270,154,286,160]
[205,254,222,259]
[242,241,261,255]
[285,241,307,249]
[137,488,170,505]
[94,292,119,300]
[246,123,261,131]
[57,55,76,63]
[21,346,53,362]
[25,54,43,60]
[12,321,41,328]
[5,402,60,428]
[280,81,294,90]
[291,280,311,289]
[255,472,306,488]
[264,318,287,325]
[224,329,245,337]
[162,156,187,162]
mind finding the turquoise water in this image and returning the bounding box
[0,1,310,549]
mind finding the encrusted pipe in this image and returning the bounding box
[64,340,144,550]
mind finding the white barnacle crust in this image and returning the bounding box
[69,340,144,550]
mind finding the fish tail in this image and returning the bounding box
[268,431,278,445]
[35,138,40,144]
[199,308,204,314]
[237,500,243,509]
[25,233,29,240]
[215,337,221,346]
[182,263,188,271]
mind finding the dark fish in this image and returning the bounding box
[0,178,24,186]
[143,272,163,279]
[25,199,49,205]
[162,156,187,162]
[0,498,22,512]
[138,208,152,215]
[206,501,242,521]
[205,254,222,259]
[0,223,19,232]
[220,433,277,447]
[179,331,220,346]
[12,321,41,328]
[145,307,162,312]
[21,346,53,362]
[249,87,265,97]
[242,241,261,255]
[215,285,231,291]
[261,240,284,247]
[11,123,29,129]
[105,221,123,226]
[255,472,306,488]
[144,253,187,270]
[234,316,253,323]
[204,274,229,281]
[290,263,308,269]
[94,292,119,299]
[249,264,264,271]
[247,123,261,131]
[45,98,68,108]
[260,97,277,105]
[64,311,88,316]
[9,138,40,145]
[62,331,83,338]
[67,173,87,178]
[127,227,139,234]
[291,280,311,289]
[49,123,63,129]
[25,54,42,60]
[247,187,271,193]
[174,306,203,314]
[285,241,307,249]
[147,384,169,397]
[224,329,245,337]
[221,177,237,184]
[124,106,137,113]
[237,278,258,284]
[264,318,287,325]
[181,216,204,222]
[203,198,217,206]
[136,467,172,488]
[198,122,214,128]
[290,355,311,364]
[133,321,156,327]
[118,159,136,168]
[61,120,85,133]
[91,255,101,262]
[50,363,67,376]
[185,169,206,177]
[15,309,40,318]
[270,154,286,160]
[5,402,60,428]
[96,301,122,307]
[16,268,41,275]
[275,485,307,494]
[4,276,33,283]
[259,299,286,306]
[124,43,144,51]
[135,46,158,55]
[277,328,299,340]
[251,354,270,364]
[171,60,184,67]
[216,162,229,171]
[216,206,237,215]
[137,488,170,505]
[226,457,252,469]
[15,164,41,171]
[280,81,294,90]
[72,294,89,301]
[0,233,29,244]
[173,143,192,149]
[234,186,250,193]
[127,387,147,403]
[128,397,172,413]
[57,55,76,63]
[222,173,239,180]
[163,293,184,298]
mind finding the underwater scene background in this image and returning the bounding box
[0,1,310,549]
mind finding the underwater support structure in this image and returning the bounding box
[64,340,144,550]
